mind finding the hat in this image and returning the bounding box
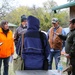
[21,15,27,22]
[70,18,75,24]
[52,18,58,23]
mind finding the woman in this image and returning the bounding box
[0,20,14,75]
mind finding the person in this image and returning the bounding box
[0,20,14,75]
[14,15,27,54]
[48,18,66,69]
[22,15,50,70]
[55,18,75,75]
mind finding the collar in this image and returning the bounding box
[70,28,75,32]
[21,24,27,29]
[53,25,60,30]
[0,28,3,32]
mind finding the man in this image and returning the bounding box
[22,15,50,70]
[56,18,75,75]
[48,18,65,69]
[14,15,27,54]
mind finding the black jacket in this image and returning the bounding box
[58,29,75,58]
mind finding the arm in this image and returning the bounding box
[44,34,50,58]
[11,32,14,55]
[55,32,67,41]
[40,32,50,58]
[61,29,66,48]
[47,29,50,40]
[11,39,14,55]
[69,35,75,57]
[14,28,19,42]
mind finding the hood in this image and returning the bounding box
[27,15,40,30]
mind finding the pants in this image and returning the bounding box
[72,66,75,75]
[0,57,10,75]
[70,58,75,75]
[66,58,71,75]
[48,50,61,69]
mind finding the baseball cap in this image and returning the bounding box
[52,18,58,23]
[70,18,75,24]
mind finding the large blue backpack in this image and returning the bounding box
[15,31,49,70]
[22,31,48,70]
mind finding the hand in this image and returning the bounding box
[0,42,3,46]
[14,38,16,41]
[64,54,70,58]
[54,32,60,35]
[61,51,66,55]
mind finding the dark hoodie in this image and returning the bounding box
[27,15,40,31]
[22,15,50,70]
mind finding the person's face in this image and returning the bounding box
[21,20,27,26]
[52,22,59,27]
[4,23,9,30]
[69,22,75,30]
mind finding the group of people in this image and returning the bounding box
[0,14,75,75]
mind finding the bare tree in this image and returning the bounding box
[0,0,16,20]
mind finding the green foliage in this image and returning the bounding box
[0,0,16,20]
[4,6,31,25]
[3,0,69,31]
[53,10,69,27]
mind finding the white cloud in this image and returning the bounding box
[54,0,67,5]
[14,0,67,7]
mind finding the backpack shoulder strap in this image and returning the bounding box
[21,34,24,57]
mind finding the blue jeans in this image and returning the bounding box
[0,57,10,75]
[48,49,61,69]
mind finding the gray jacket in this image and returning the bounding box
[14,25,27,41]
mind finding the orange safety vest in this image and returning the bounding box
[0,28,14,58]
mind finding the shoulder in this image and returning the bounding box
[50,27,54,30]
[41,31,47,35]
[62,28,66,35]
[72,30,75,35]
[40,31,47,39]
[9,30,13,34]
[59,26,62,29]
[16,26,21,30]
[58,26,63,30]
[0,28,2,33]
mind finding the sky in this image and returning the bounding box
[15,0,68,7]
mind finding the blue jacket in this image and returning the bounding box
[22,16,50,70]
